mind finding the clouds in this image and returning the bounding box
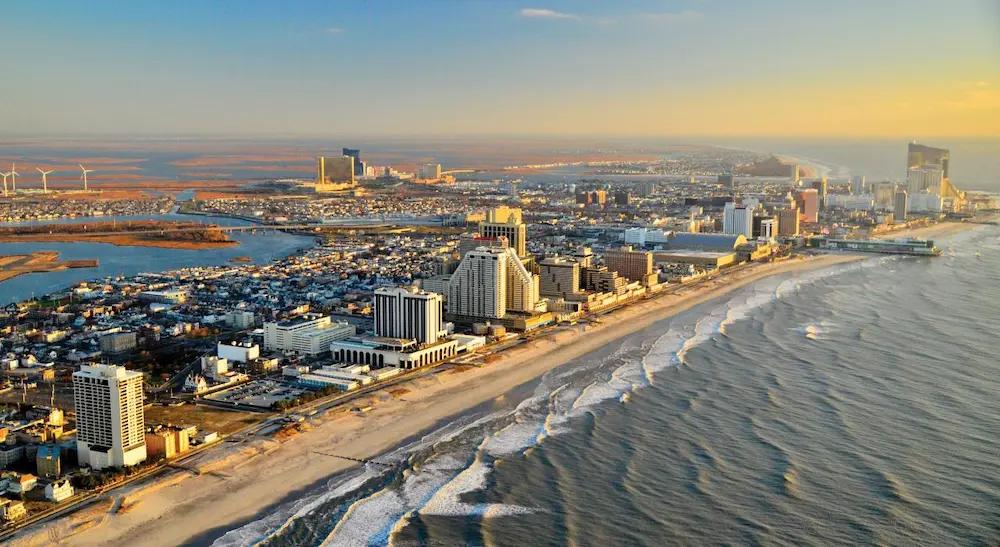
[517,6,702,25]
[325,26,344,34]
[519,8,579,20]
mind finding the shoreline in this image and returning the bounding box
[14,253,866,547]
[0,252,98,283]
[0,235,239,250]
[873,219,987,241]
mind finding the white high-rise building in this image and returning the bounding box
[374,286,447,345]
[723,202,753,238]
[907,166,943,196]
[448,247,507,319]
[504,247,539,313]
[448,246,539,319]
[73,364,147,469]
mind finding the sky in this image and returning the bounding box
[2,0,998,138]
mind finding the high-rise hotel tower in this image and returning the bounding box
[373,286,447,345]
[73,364,147,469]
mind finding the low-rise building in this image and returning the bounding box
[144,425,191,460]
[45,478,74,502]
[0,498,26,521]
[3,473,37,494]
[217,341,260,363]
[263,314,355,356]
[99,331,138,354]
[331,336,459,370]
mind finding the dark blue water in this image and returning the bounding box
[212,224,1000,546]
[0,212,314,302]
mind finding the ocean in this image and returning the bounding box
[207,225,999,546]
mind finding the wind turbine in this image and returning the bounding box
[79,164,93,191]
[9,162,18,193]
[0,172,8,197]
[36,168,54,193]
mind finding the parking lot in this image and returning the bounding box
[205,379,308,409]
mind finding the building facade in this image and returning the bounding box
[777,207,800,236]
[907,166,943,195]
[794,189,819,223]
[448,246,538,320]
[479,206,527,257]
[316,155,356,191]
[73,364,146,469]
[373,286,447,345]
[538,256,580,299]
[263,314,356,355]
[448,247,507,319]
[894,190,909,222]
[603,246,657,287]
[723,202,753,238]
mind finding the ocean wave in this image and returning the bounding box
[228,256,871,546]
[322,454,469,547]
[211,469,384,547]
[415,454,537,518]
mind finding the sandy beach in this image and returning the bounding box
[875,220,985,241]
[9,254,868,546]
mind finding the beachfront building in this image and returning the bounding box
[144,425,191,460]
[538,256,581,299]
[448,246,539,320]
[331,336,459,370]
[907,165,944,196]
[332,286,458,370]
[373,286,447,345]
[45,478,74,502]
[73,364,147,470]
[263,314,356,356]
[448,247,506,319]
[603,246,658,287]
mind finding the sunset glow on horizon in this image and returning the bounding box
[2,0,997,137]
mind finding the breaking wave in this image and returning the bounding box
[215,259,868,546]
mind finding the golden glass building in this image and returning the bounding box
[316,155,356,192]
